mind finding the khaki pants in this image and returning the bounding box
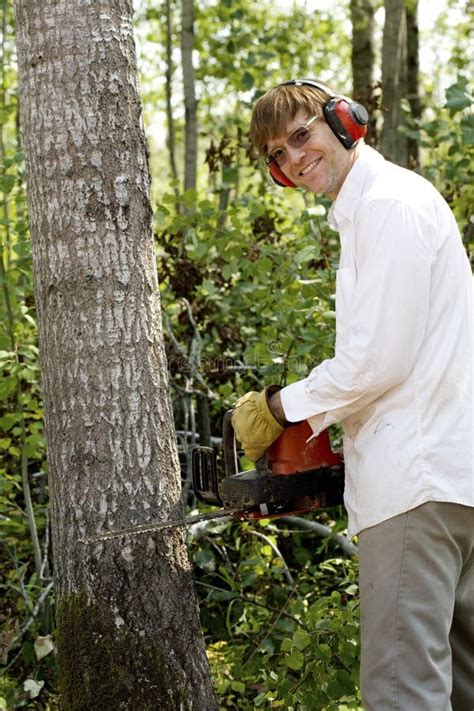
[358,502,474,711]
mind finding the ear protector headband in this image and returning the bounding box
[267,79,369,188]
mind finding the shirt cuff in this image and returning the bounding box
[280,379,325,422]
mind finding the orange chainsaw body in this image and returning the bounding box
[192,414,344,518]
[267,421,341,475]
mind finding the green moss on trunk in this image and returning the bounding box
[56,591,193,711]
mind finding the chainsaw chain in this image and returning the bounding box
[79,508,243,545]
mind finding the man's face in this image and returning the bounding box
[266,112,355,199]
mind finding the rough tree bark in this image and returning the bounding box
[181,0,198,191]
[350,0,378,146]
[14,1,216,709]
[380,0,408,166]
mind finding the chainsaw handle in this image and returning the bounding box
[223,410,239,477]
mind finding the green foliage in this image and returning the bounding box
[194,0,351,98]
[0,5,53,708]
[413,74,473,251]
[157,184,339,419]
[190,519,361,709]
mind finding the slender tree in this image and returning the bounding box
[350,0,378,146]
[380,0,408,165]
[181,0,198,191]
[14,1,216,708]
[406,0,421,168]
[165,0,180,189]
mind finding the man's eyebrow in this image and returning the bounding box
[267,130,292,153]
[268,143,284,153]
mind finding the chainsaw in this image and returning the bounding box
[80,412,344,544]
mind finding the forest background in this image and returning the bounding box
[0,0,472,708]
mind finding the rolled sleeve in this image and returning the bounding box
[280,379,319,421]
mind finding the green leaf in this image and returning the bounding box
[292,628,311,651]
[0,174,16,194]
[445,77,471,114]
[153,212,168,230]
[0,350,15,362]
[222,262,238,280]
[317,643,331,661]
[260,638,275,655]
[0,413,19,431]
[242,71,254,90]
[209,588,234,601]
[25,434,44,458]
[231,681,246,694]
[460,115,474,146]
[0,376,17,399]
[344,584,358,596]
[285,650,305,670]
[23,679,44,699]
[294,245,318,265]
[181,188,198,208]
[256,257,273,275]
[34,634,54,660]
[194,549,215,571]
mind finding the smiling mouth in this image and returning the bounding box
[300,158,321,177]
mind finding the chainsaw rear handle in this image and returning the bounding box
[192,410,239,506]
[223,410,239,477]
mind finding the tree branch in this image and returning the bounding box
[278,516,358,556]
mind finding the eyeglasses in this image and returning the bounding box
[266,116,319,168]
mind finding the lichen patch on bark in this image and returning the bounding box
[57,591,202,711]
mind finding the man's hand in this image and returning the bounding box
[231,386,285,462]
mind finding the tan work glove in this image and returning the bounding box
[231,386,284,462]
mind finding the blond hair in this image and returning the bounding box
[250,82,334,156]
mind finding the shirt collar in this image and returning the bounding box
[328,145,385,229]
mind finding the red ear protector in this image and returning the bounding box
[268,161,298,188]
[267,79,369,188]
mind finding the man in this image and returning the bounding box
[232,79,473,710]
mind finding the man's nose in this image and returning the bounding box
[286,143,306,164]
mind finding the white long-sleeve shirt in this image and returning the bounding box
[280,145,473,538]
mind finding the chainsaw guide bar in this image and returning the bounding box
[79,507,243,545]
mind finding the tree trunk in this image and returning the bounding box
[350,0,378,147]
[380,0,408,166]
[14,1,216,709]
[406,0,421,169]
[181,0,198,192]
